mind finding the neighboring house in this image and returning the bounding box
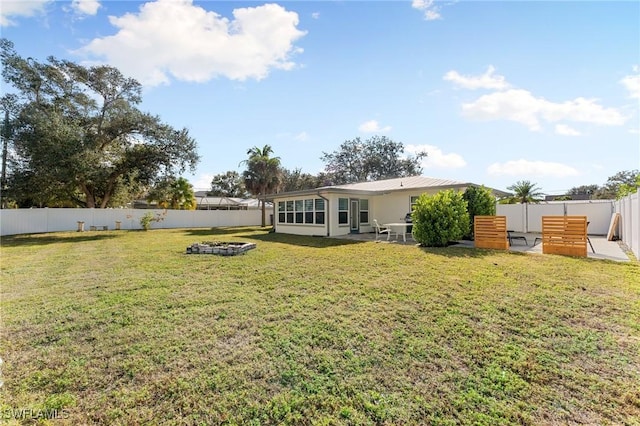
[269,176,508,237]
[544,194,591,201]
[195,195,272,211]
[133,192,270,210]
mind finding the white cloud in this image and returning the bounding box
[358,120,391,133]
[406,144,467,169]
[487,159,580,177]
[620,69,640,99]
[72,0,101,15]
[1,0,50,26]
[294,131,309,141]
[311,12,320,19]
[411,0,441,21]
[75,0,307,86]
[443,66,511,91]
[462,89,627,131]
[190,173,214,191]
[554,124,581,136]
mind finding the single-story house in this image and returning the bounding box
[268,175,508,237]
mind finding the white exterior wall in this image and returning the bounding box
[370,188,447,225]
[273,187,469,237]
[0,208,262,236]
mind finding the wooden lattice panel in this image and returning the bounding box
[474,215,509,250]
[541,216,587,257]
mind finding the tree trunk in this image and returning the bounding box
[100,176,117,208]
[80,182,96,208]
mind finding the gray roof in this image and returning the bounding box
[271,175,509,198]
[325,176,469,192]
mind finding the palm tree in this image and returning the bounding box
[167,177,197,210]
[506,180,544,203]
[146,176,197,210]
[241,145,282,227]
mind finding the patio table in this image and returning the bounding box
[383,223,410,242]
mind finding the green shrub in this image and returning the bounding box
[412,190,470,247]
[462,185,496,239]
[139,211,166,231]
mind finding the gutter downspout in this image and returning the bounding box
[317,192,330,237]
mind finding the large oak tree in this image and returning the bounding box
[1,39,199,208]
[320,135,426,184]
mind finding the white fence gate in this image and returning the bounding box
[0,208,264,236]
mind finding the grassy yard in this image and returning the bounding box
[1,227,639,425]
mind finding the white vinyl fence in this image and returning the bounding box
[614,192,639,259]
[496,201,615,235]
[497,196,639,259]
[0,208,264,236]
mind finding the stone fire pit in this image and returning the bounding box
[186,241,256,256]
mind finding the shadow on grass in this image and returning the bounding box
[185,226,267,237]
[242,232,365,248]
[1,232,118,247]
[414,241,523,259]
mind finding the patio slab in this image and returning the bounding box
[335,232,633,262]
[498,233,632,262]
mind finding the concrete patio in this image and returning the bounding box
[335,232,634,262]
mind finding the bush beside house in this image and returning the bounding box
[463,185,497,240]
[412,190,470,247]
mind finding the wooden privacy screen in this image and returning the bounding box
[474,215,509,250]
[541,215,587,257]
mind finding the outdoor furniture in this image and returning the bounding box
[373,219,390,240]
[507,230,527,246]
[534,222,595,253]
[383,222,410,242]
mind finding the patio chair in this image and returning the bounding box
[533,221,595,253]
[373,219,390,241]
[507,230,527,246]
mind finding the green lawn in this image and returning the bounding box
[1,227,639,425]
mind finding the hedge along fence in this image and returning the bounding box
[474,215,509,250]
[541,215,588,258]
[0,208,264,236]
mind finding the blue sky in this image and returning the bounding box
[2,0,639,195]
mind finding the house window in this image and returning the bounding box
[338,198,349,225]
[304,199,314,223]
[286,200,294,223]
[359,199,369,224]
[295,200,304,224]
[278,201,285,223]
[410,196,420,211]
[277,198,325,225]
[315,198,325,225]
